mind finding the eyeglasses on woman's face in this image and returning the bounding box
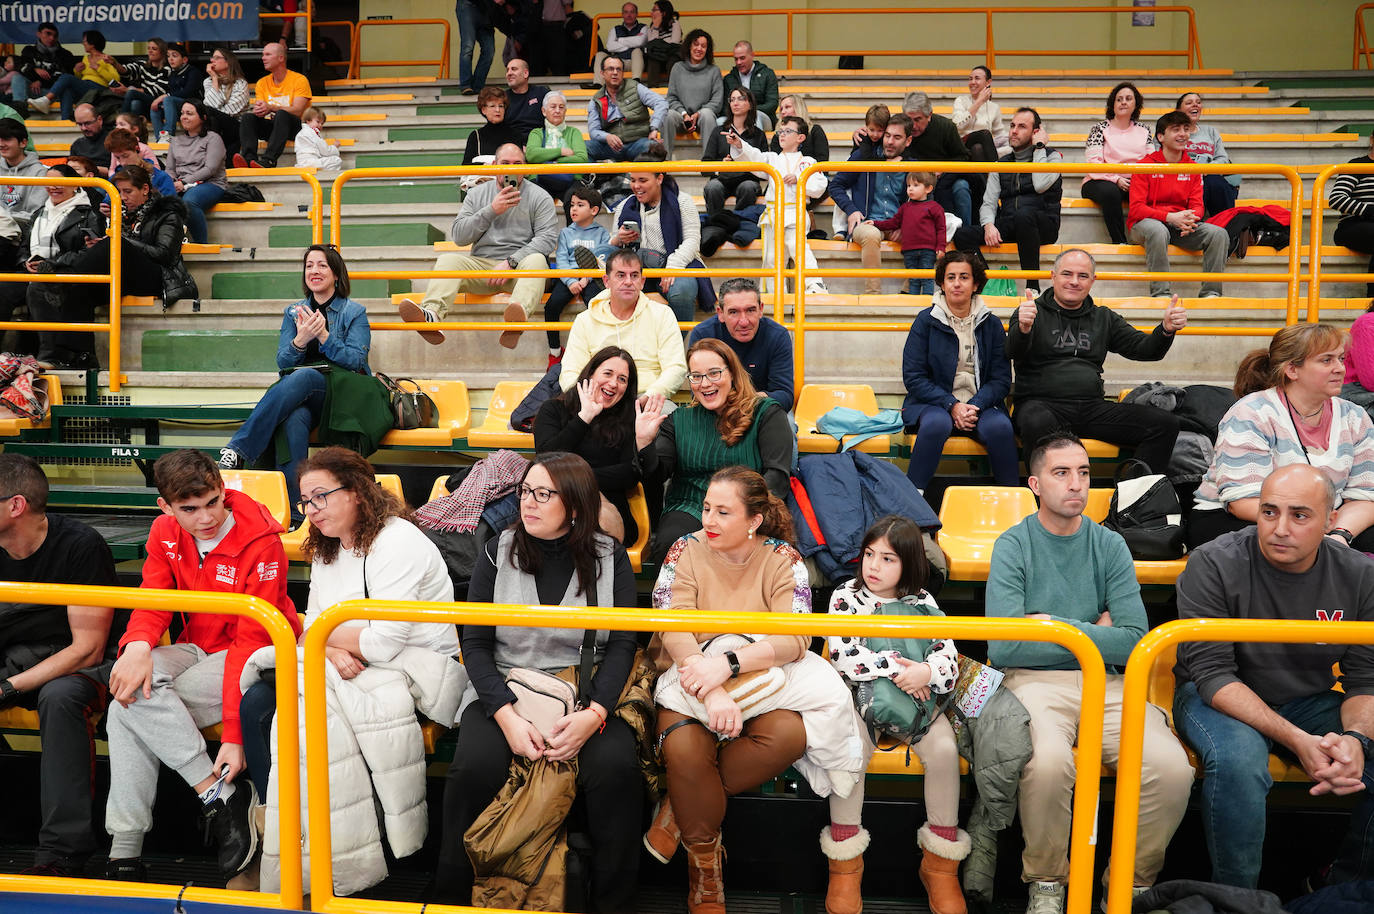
[687,367,727,386]
[519,484,560,503]
[297,485,346,515]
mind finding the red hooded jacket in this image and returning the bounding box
[121,488,300,743]
[1127,148,1203,232]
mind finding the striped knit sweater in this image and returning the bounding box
[1329,154,1374,221]
[1193,387,1374,512]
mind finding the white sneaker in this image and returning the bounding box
[157,131,171,144]
[1100,885,1149,913]
[805,281,828,295]
[28,96,51,114]
[1026,881,1065,914]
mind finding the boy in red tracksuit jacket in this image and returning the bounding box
[1126,109,1229,299]
[104,449,300,884]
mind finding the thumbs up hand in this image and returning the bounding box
[1017,289,1038,333]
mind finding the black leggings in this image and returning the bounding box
[1082,178,1129,244]
[1334,217,1374,297]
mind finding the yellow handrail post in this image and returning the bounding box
[350,19,451,79]
[787,11,795,69]
[1356,4,1374,69]
[1106,617,1374,914]
[108,186,123,392]
[985,9,996,68]
[301,602,1108,914]
[1309,163,1374,323]
[0,582,302,910]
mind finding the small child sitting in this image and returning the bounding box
[546,184,613,366]
[293,105,343,172]
[868,171,946,295]
[114,113,158,166]
[0,55,18,100]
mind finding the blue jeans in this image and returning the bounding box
[239,678,277,800]
[906,404,1017,490]
[456,0,495,90]
[180,183,225,243]
[226,367,327,517]
[934,173,972,227]
[1174,680,1374,887]
[586,135,652,162]
[46,74,107,120]
[120,87,154,116]
[902,248,936,295]
[647,275,698,322]
[9,73,33,105]
[151,93,183,138]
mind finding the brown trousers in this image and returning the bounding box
[657,708,807,844]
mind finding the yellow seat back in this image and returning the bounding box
[222,470,290,530]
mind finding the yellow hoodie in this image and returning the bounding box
[558,288,688,399]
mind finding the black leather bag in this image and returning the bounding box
[375,373,438,430]
[1103,459,1187,560]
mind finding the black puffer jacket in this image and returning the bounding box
[124,193,198,306]
[18,200,105,267]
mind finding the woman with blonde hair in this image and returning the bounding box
[646,338,794,562]
[1190,322,1374,548]
[771,94,829,161]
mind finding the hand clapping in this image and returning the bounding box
[293,306,328,348]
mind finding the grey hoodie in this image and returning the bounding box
[1,151,51,229]
[449,176,559,264]
[665,59,724,118]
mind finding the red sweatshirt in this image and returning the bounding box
[122,488,300,743]
[1127,148,1203,231]
[872,199,946,253]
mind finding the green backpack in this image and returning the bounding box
[852,599,950,743]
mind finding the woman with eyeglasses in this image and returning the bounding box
[646,338,794,564]
[701,86,766,215]
[217,244,371,523]
[434,451,642,910]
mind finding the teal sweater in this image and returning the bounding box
[985,515,1146,671]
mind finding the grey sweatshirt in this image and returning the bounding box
[449,176,560,263]
[665,59,724,118]
[1175,527,1374,706]
[0,151,51,229]
[167,132,229,190]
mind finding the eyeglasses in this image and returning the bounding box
[519,484,560,503]
[687,367,727,386]
[296,485,346,515]
[774,128,800,136]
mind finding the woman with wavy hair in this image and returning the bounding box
[1081,81,1155,243]
[646,337,794,563]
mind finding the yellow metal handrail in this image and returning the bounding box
[0,176,125,391]
[350,19,451,79]
[1106,617,1374,914]
[330,161,788,335]
[0,582,303,909]
[1356,3,1374,69]
[1308,162,1374,321]
[792,160,1305,390]
[238,166,324,245]
[589,6,1202,70]
[302,601,1109,913]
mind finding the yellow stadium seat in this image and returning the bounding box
[0,373,61,438]
[380,379,472,447]
[282,474,404,561]
[221,470,290,530]
[466,381,536,449]
[428,473,453,502]
[626,484,651,572]
[794,384,894,454]
[936,486,1038,582]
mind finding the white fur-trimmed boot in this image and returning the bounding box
[918,823,971,914]
[820,825,870,914]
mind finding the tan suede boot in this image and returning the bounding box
[820,825,870,914]
[685,835,726,914]
[644,797,681,863]
[917,823,971,914]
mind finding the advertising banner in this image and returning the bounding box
[0,1,258,44]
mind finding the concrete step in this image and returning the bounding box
[209,270,410,300]
[142,330,279,371]
[268,221,445,248]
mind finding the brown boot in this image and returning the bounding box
[685,835,726,914]
[917,824,970,914]
[644,797,681,863]
[820,825,869,914]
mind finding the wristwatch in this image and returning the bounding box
[505,256,519,270]
[1330,527,1355,546]
[0,678,17,700]
[1343,730,1373,757]
[724,651,741,678]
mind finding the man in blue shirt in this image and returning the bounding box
[687,278,793,410]
[829,113,913,294]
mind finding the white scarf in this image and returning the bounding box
[542,119,566,149]
[29,192,87,262]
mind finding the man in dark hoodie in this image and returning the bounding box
[11,23,77,113]
[1007,247,1188,472]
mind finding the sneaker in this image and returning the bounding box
[1152,291,1173,298]
[106,857,148,882]
[29,96,51,114]
[1026,881,1065,914]
[572,244,602,274]
[232,153,250,169]
[203,780,259,878]
[806,281,829,295]
[250,160,267,169]
[20,860,73,877]
[499,302,527,350]
[218,447,244,470]
[460,87,477,95]
[1100,886,1149,913]
[548,350,563,369]
[399,298,445,344]
[156,131,171,144]
[1199,290,1223,299]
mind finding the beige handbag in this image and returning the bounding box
[506,631,596,741]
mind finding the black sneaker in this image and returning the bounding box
[218,447,244,470]
[203,780,259,878]
[20,860,73,877]
[572,244,603,273]
[106,857,148,881]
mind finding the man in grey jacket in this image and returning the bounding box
[0,121,49,232]
[399,144,559,349]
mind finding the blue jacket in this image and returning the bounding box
[901,293,1012,425]
[788,451,939,583]
[827,145,905,230]
[687,314,794,411]
[276,295,371,373]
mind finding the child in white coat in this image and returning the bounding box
[728,114,829,294]
[293,106,344,172]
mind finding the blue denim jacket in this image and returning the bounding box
[275,296,371,374]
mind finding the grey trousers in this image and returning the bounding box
[1128,217,1228,296]
[105,645,227,852]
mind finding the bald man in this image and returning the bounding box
[234,42,311,168]
[1175,464,1374,888]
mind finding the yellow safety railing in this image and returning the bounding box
[260,0,313,52]
[1356,4,1374,69]
[0,176,126,391]
[792,160,1305,390]
[302,601,1109,914]
[330,162,788,336]
[1308,162,1374,321]
[350,19,451,79]
[0,582,303,910]
[589,6,1202,70]
[1106,617,1374,914]
[233,166,324,245]
[316,19,357,71]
